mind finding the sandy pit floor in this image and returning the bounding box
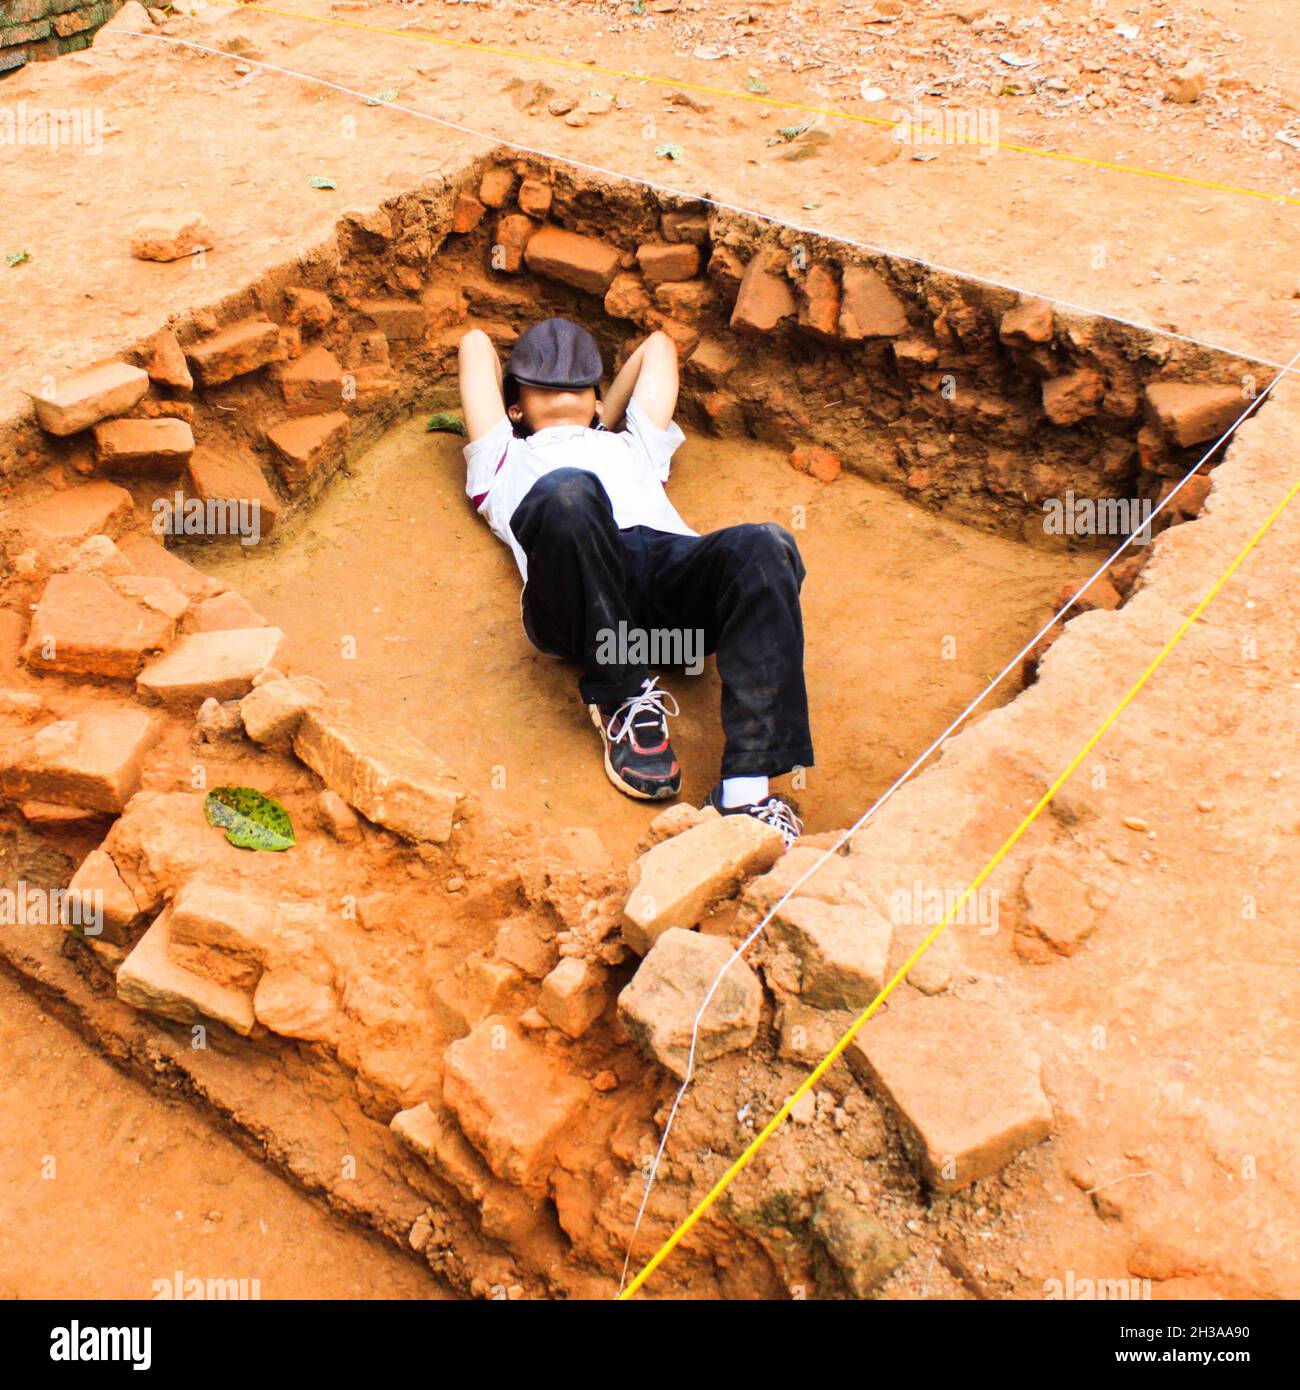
[0,970,443,1300]
[199,419,1092,858]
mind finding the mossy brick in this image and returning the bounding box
[0,20,51,44]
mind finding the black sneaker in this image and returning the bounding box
[703,783,802,849]
[589,677,682,801]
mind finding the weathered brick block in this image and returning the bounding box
[266,411,349,492]
[1143,381,1245,447]
[239,674,325,745]
[130,212,214,263]
[769,897,893,1010]
[838,265,908,340]
[292,701,462,843]
[115,532,224,601]
[623,812,785,954]
[22,572,175,679]
[846,996,1053,1192]
[117,907,256,1036]
[277,345,343,417]
[730,250,796,335]
[617,927,762,1079]
[24,361,149,436]
[538,958,607,1039]
[63,847,143,945]
[136,627,287,707]
[636,241,701,284]
[442,1015,588,1187]
[93,417,194,475]
[0,706,157,812]
[477,166,516,208]
[18,479,132,543]
[524,226,621,295]
[359,298,426,341]
[186,319,284,387]
[185,445,281,537]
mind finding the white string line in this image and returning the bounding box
[615,344,1300,1293]
[112,25,1289,372]
[110,24,1297,1286]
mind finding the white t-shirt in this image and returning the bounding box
[463,398,695,581]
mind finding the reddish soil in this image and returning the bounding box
[0,968,442,1299]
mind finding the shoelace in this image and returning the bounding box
[607,677,680,747]
[750,796,802,847]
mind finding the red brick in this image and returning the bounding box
[143,328,193,391]
[523,226,621,295]
[185,445,281,536]
[517,178,553,219]
[790,445,841,483]
[653,280,711,320]
[478,166,517,209]
[25,361,149,437]
[1143,382,1245,447]
[730,250,796,335]
[93,417,194,476]
[999,297,1054,346]
[636,241,701,284]
[492,213,538,274]
[284,287,334,333]
[604,272,653,321]
[19,480,133,543]
[798,261,841,340]
[266,412,350,492]
[0,706,158,813]
[22,573,175,679]
[451,192,486,234]
[186,320,284,387]
[1043,368,1105,426]
[137,627,289,708]
[277,345,344,417]
[661,209,710,245]
[359,298,426,341]
[115,532,224,601]
[838,265,908,340]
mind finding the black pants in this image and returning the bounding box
[509,468,814,779]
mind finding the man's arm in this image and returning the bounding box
[602,330,679,432]
[458,328,507,443]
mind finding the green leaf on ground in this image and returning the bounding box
[204,786,296,853]
[308,176,338,190]
[426,411,467,436]
[364,88,400,106]
[776,120,814,142]
[6,251,31,267]
[745,78,770,95]
[654,142,685,160]
[631,1,646,14]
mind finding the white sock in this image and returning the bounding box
[721,776,769,809]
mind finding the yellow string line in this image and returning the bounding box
[619,468,1300,1300]
[211,0,1300,208]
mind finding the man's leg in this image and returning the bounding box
[509,468,648,709]
[510,471,682,800]
[645,522,814,779]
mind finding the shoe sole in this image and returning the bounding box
[589,705,680,802]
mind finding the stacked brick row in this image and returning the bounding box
[0,0,122,75]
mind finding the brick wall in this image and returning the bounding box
[0,1,124,76]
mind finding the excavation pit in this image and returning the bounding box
[0,151,1277,1301]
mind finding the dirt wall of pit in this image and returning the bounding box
[1,148,1267,552]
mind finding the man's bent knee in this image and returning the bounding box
[510,468,609,544]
